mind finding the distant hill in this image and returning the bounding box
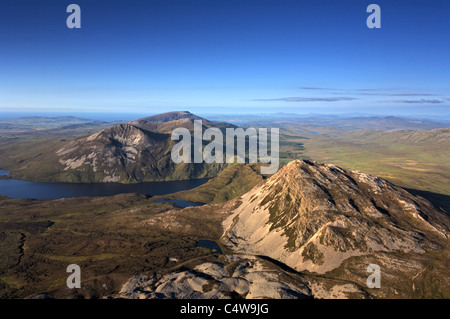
[132,111,204,123]
[129,111,234,134]
[322,116,450,130]
[0,116,97,126]
[210,114,450,130]
[0,116,121,140]
[6,111,234,183]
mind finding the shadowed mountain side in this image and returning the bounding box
[403,188,450,216]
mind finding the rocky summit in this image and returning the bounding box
[56,123,171,182]
[221,159,449,275]
[115,254,370,299]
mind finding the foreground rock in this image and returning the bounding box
[115,255,369,299]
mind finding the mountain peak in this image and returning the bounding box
[128,111,235,134]
[132,111,204,123]
[221,159,449,274]
[13,111,233,183]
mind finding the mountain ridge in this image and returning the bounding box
[220,159,449,274]
[6,111,233,183]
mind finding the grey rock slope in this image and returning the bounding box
[115,254,370,299]
[56,123,173,182]
[221,159,449,274]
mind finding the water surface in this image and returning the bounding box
[197,240,223,254]
[154,199,203,208]
[0,177,208,200]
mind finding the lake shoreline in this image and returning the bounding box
[0,176,209,200]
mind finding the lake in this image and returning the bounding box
[295,128,318,134]
[0,171,209,200]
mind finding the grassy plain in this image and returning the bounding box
[277,126,450,211]
[0,193,225,298]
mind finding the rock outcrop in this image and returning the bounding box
[221,159,449,274]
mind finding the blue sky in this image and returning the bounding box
[1,0,449,119]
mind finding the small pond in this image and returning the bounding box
[154,199,203,208]
[197,240,223,254]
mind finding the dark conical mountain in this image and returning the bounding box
[132,111,204,123]
[129,111,234,134]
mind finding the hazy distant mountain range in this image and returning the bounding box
[207,114,450,130]
[2,113,448,131]
[2,112,449,185]
[0,116,96,126]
